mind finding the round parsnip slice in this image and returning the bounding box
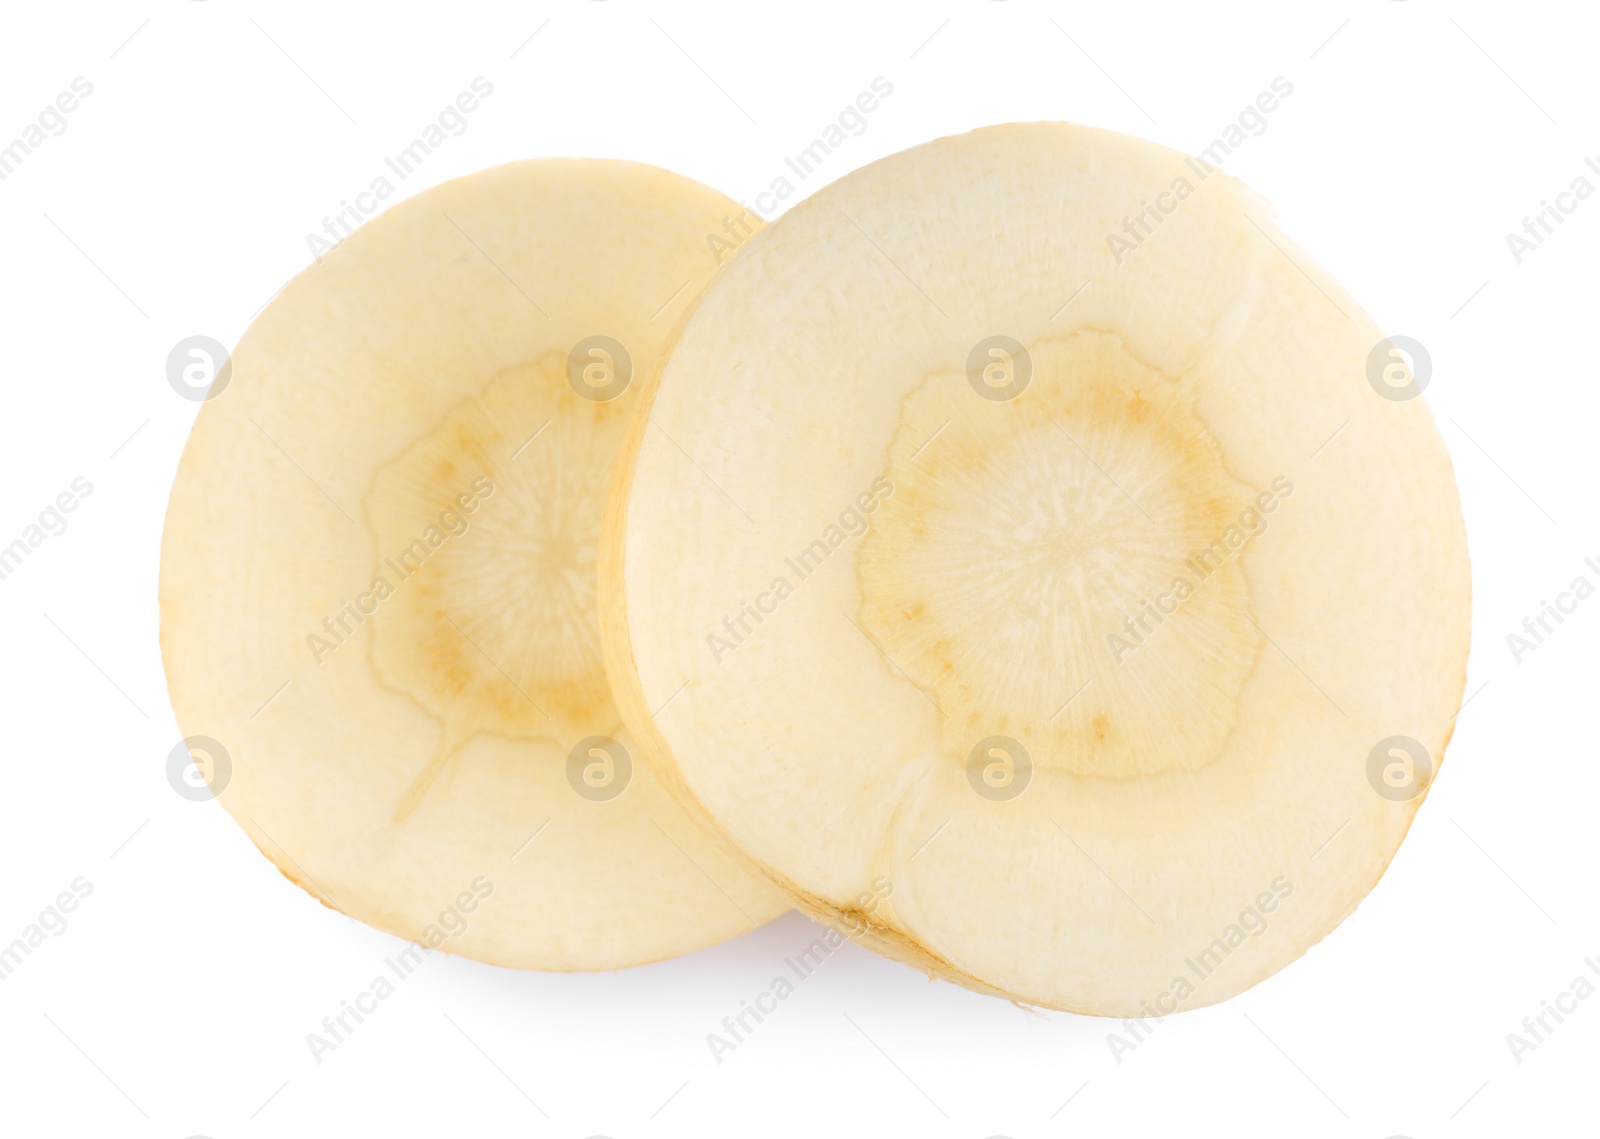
[601,124,1471,1014]
[161,160,786,970]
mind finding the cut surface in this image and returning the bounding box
[856,332,1261,780]
[161,160,787,970]
[600,124,1471,1014]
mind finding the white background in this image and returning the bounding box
[1,1,1595,1136]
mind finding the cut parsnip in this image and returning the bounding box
[600,124,1471,1014]
[160,160,786,970]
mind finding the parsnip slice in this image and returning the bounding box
[161,160,787,970]
[601,125,1470,1013]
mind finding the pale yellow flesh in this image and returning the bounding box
[160,160,787,970]
[602,124,1470,1014]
